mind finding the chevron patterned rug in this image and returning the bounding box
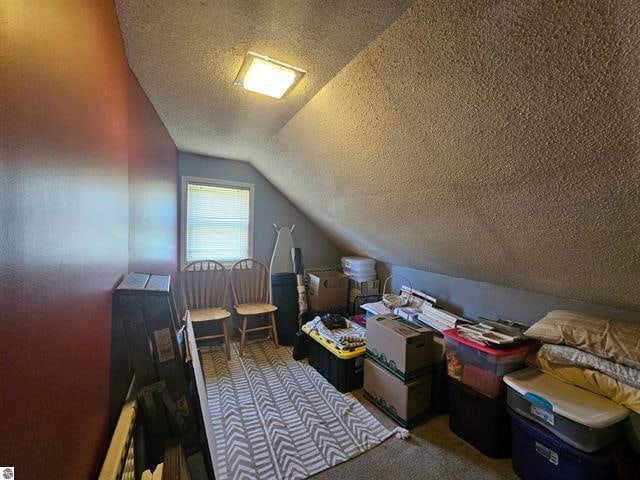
[201,340,395,480]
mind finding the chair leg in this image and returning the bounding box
[270,312,279,347]
[239,316,248,357]
[221,318,230,360]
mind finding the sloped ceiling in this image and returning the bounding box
[118,0,640,311]
[115,0,412,159]
[252,0,640,310]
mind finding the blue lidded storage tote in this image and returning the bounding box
[508,408,618,480]
[504,368,628,452]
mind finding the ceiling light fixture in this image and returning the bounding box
[234,51,306,99]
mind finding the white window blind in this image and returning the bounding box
[185,181,252,264]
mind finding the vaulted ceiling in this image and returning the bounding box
[115,0,412,159]
[117,0,640,311]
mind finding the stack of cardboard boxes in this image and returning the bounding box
[363,314,434,427]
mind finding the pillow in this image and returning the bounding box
[525,310,640,369]
[528,352,640,414]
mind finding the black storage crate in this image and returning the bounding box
[449,378,511,459]
[430,362,449,414]
[307,336,364,393]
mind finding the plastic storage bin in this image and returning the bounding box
[508,408,618,480]
[341,256,375,271]
[625,413,640,455]
[430,334,449,413]
[345,271,377,282]
[504,368,628,452]
[430,362,449,413]
[302,324,365,393]
[342,257,376,281]
[448,378,511,458]
[443,328,538,398]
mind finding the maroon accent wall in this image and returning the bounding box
[128,72,179,280]
[0,2,177,478]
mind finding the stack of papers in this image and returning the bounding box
[400,285,436,309]
[416,306,470,333]
[360,301,391,316]
[394,306,420,322]
[457,322,526,346]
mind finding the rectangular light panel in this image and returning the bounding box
[235,51,305,99]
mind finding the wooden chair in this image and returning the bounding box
[180,260,231,359]
[229,258,279,356]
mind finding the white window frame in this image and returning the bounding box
[180,175,255,269]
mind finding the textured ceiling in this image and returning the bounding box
[115,0,412,160]
[117,0,640,311]
[252,0,640,310]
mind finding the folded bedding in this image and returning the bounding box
[528,352,640,414]
[304,317,366,350]
[538,344,640,390]
[525,310,640,369]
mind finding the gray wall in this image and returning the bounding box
[179,151,343,269]
[379,263,640,326]
[178,150,640,327]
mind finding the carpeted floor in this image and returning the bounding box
[199,339,517,479]
[314,389,517,480]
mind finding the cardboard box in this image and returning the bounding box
[364,358,431,427]
[366,314,433,381]
[306,270,348,312]
[348,278,380,313]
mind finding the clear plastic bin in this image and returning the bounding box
[341,256,375,270]
[505,368,628,452]
[344,270,377,282]
[443,328,538,398]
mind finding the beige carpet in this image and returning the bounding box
[314,390,517,480]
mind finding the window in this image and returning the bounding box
[181,176,254,267]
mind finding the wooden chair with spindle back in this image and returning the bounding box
[229,258,279,356]
[180,260,231,359]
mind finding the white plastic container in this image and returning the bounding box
[504,368,629,452]
[341,256,375,271]
[344,270,377,282]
